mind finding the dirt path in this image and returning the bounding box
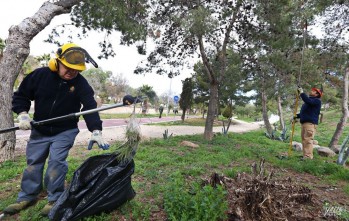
[14,118,272,154]
[75,118,268,145]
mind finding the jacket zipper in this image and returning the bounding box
[48,80,63,134]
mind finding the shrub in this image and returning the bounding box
[222,104,233,119]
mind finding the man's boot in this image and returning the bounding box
[3,201,35,214]
[40,201,55,216]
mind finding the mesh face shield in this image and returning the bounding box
[58,47,98,70]
[62,49,86,65]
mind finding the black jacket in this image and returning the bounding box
[12,67,102,135]
[297,93,321,125]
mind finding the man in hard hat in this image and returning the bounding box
[4,43,137,216]
[295,86,323,160]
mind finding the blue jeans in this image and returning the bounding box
[17,128,79,202]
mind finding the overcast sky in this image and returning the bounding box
[0,0,194,97]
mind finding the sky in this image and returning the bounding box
[0,0,193,97]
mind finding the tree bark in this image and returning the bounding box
[261,90,273,135]
[0,0,79,162]
[204,82,218,140]
[181,108,187,122]
[329,67,349,148]
[337,134,349,166]
[277,96,285,130]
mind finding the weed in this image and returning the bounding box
[344,184,349,196]
[265,127,278,140]
[224,168,238,178]
[265,125,289,142]
[163,175,228,221]
[122,200,152,220]
[163,129,173,140]
[279,126,289,141]
[0,158,26,181]
[116,113,141,162]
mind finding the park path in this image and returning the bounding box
[14,116,276,154]
[74,117,274,146]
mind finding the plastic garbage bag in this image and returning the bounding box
[50,108,140,221]
[49,153,136,221]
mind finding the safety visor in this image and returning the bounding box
[59,47,98,69]
[62,49,85,65]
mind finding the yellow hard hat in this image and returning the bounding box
[56,43,86,71]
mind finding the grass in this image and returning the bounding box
[151,117,224,127]
[1,109,348,220]
[230,116,255,123]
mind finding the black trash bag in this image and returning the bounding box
[49,153,136,221]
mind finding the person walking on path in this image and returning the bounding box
[173,106,178,115]
[142,100,148,116]
[159,104,164,118]
[4,43,110,216]
[294,86,322,160]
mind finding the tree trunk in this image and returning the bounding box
[0,0,78,162]
[0,82,16,162]
[181,108,187,122]
[329,67,349,148]
[337,134,349,166]
[277,96,285,130]
[204,82,218,140]
[216,93,220,120]
[261,90,273,135]
[222,118,232,135]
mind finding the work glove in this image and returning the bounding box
[291,115,299,124]
[123,95,142,105]
[17,112,32,130]
[87,130,110,150]
[297,87,303,94]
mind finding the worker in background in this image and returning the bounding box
[294,86,322,160]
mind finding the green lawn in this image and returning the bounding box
[1,109,348,220]
[150,117,225,126]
